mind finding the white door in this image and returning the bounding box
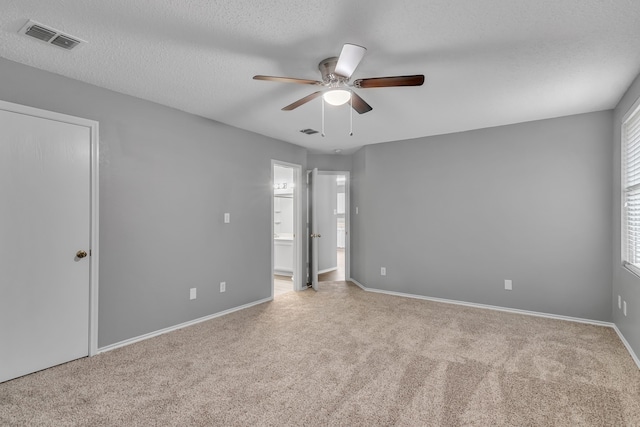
[0,107,92,383]
[309,168,319,290]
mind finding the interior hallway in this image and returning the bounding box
[319,248,345,282]
[274,275,294,297]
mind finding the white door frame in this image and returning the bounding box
[310,168,319,290]
[0,99,99,356]
[271,160,303,294]
[307,170,351,283]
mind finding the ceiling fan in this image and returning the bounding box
[253,43,425,114]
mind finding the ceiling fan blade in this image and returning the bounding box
[334,44,367,79]
[253,75,322,85]
[353,75,425,88]
[350,92,373,114]
[282,91,323,111]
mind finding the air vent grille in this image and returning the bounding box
[300,128,319,135]
[51,35,80,50]
[25,24,56,42]
[19,20,85,51]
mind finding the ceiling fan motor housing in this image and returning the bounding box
[318,57,348,86]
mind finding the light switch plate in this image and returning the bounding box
[224,213,230,223]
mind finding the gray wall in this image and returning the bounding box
[351,111,613,321]
[613,71,640,356]
[0,57,307,348]
[307,153,352,172]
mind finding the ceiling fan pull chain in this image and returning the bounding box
[321,96,325,137]
[349,92,353,136]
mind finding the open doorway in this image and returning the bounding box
[272,161,302,297]
[309,171,349,285]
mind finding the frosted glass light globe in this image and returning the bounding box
[323,89,351,106]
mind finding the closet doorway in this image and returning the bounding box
[272,161,302,297]
[0,100,99,382]
[309,171,350,287]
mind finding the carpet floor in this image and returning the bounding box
[1,281,639,426]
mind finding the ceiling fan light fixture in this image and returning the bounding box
[323,89,351,106]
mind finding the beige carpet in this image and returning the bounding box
[1,281,639,426]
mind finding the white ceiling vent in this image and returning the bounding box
[19,20,85,51]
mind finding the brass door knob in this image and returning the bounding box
[76,250,88,259]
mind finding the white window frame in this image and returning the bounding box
[622,97,640,277]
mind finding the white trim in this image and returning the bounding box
[310,170,351,284]
[349,279,612,327]
[318,267,337,275]
[349,278,640,369]
[89,117,99,356]
[274,269,293,277]
[343,172,351,281]
[621,97,640,269]
[622,261,640,280]
[612,324,640,370]
[94,278,638,370]
[349,278,367,291]
[98,297,272,354]
[621,92,640,123]
[0,100,100,357]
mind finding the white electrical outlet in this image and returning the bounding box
[618,295,622,309]
[190,288,197,300]
[224,213,230,223]
[504,280,512,291]
[220,281,226,293]
[623,300,627,316]
[381,267,386,276]
[356,207,359,214]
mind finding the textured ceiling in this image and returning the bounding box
[2,0,640,154]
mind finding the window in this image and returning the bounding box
[622,101,640,274]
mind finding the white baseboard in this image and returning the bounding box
[347,279,613,327]
[318,267,338,275]
[349,278,367,291]
[612,324,640,370]
[97,297,273,354]
[98,280,640,372]
[274,269,293,276]
[348,278,640,369]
